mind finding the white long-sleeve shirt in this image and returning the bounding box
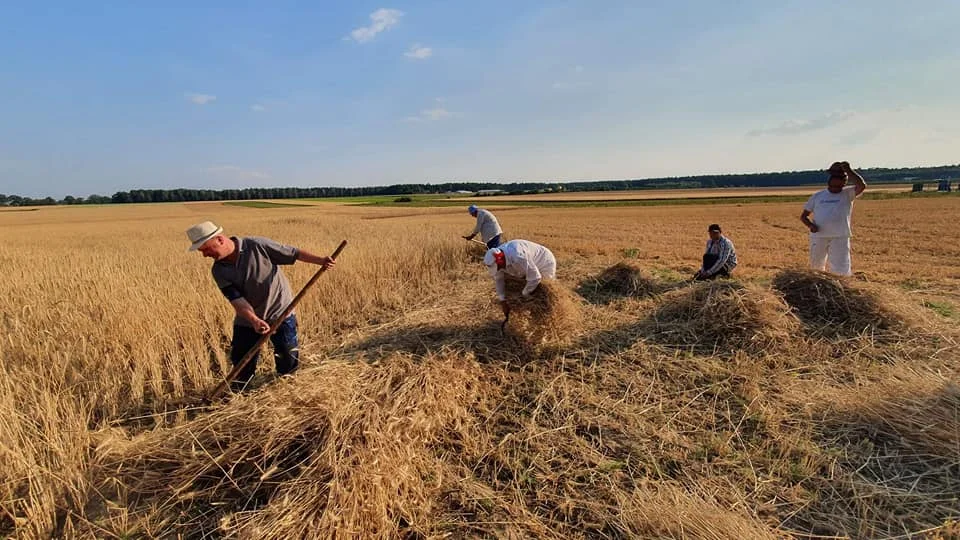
[470,209,503,243]
[491,239,557,300]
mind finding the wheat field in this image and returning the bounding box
[447,184,916,202]
[2,197,959,539]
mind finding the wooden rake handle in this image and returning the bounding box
[206,240,348,401]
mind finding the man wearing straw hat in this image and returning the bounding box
[186,221,335,391]
[800,161,867,276]
[483,239,556,316]
[463,205,504,248]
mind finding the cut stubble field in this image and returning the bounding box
[1,196,959,538]
[439,183,919,202]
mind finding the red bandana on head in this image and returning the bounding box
[493,250,505,268]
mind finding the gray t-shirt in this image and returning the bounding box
[211,236,299,327]
[470,209,503,242]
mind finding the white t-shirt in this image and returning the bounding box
[803,186,858,238]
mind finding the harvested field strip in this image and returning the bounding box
[2,203,959,538]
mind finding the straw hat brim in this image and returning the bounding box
[188,226,223,251]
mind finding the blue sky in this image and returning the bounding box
[1,1,957,197]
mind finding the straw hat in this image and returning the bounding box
[186,221,223,251]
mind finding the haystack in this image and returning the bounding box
[643,280,801,354]
[810,369,960,528]
[580,262,662,302]
[822,369,960,460]
[772,269,919,337]
[92,354,482,538]
[502,277,582,348]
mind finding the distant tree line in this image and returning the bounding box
[2,164,959,206]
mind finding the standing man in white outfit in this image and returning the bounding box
[483,239,556,316]
[800,161,867,276]
[464,205,504,248]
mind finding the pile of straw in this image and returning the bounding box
[502,278,582,349]
[465,241,488,264]
[822,369,960,464]
[644,280,802,354]
[91,354,481,538]
[772,269,919,337]
[804,369,960,535]
[580,262,662,302]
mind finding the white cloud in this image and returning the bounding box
[404,102,456,122]
[348,8,403,43]
[249,99,288,113]
[747,110,857,137]
[205,165,271,181]
[835,128,882,147]
[404,98,456,122]
[423,107,451,120]
[551,65,590,91]
[404,44,433,59]
[551,81,591,91]
[185,93,216,105]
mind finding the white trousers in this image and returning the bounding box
[809,236,851,276]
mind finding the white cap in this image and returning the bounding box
[484,248,503,277]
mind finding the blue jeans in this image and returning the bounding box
[486,234,502,249]
[230,314,299,390]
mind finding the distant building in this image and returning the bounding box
[476,189,507,196]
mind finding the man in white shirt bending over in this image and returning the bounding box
[800,161,867,276]
[483,239,556,316]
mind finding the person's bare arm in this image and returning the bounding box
[296,249,335,269]
[230,298,270,334]
[843,162,867,196]
[800,209,818,233]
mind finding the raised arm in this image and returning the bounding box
[844,162,866,196]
